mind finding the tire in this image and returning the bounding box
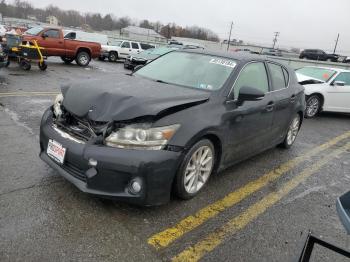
[61,57,74,64]
[5,60,10,67]
[305,94,322,118]
[19,59,31,71]
[75,51,91,67]
[38,61,47,71]
[108,52,118,62]
[174,139,215,200]
[280,114,301,149]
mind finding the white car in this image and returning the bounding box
[296,66,350,118]
[100,40,155,62]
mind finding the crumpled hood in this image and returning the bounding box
[61,74,210,122]
[296,72,325,85]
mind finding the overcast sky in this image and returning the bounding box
[28,0,350,53]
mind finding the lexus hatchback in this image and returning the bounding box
[39,50,305,206]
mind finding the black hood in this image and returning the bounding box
[61,74,210,122]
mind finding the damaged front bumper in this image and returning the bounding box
[39,108,183,206]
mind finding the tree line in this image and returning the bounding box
[0,0,220,42]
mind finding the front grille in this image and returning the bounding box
[55,113,108,142]
[62,161,87,182]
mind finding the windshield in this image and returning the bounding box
[296,67,336,82]
[135,52,236,91]
[25,27,44,36]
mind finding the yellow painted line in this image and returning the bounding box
[172,142,350,262]
[0,91,58,97]
[148,131,350,249]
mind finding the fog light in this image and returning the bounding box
[88,158,98,167]
[129,180,142,194]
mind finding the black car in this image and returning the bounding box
[0,44,8,68]
[39,50,305,206]
[299,49,339,62]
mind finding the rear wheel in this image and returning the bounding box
[108,52,118,62]
[61,57,74,64]
[305,95,322,118]
[75,51,91,67]
[174,139,215,200]
[280,114,301,149]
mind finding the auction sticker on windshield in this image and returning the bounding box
[209,58,236,68]
[47,139,66,164]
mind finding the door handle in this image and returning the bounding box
[266,101,274,112]
[290,94,296,103]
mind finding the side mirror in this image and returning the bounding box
[333,81,345,87]
[42,33,48,39]
[133,65,144,72]
[237,86,265,104]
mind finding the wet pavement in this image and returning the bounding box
[0,58,349,262]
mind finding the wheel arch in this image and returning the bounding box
[76,47,92,59]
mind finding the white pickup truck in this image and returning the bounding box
[100,40,155,62]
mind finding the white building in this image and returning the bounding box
[46,16,58,26]
[121,26,166,43]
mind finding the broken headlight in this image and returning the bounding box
[53,93,63,117]
[105,124,180,150]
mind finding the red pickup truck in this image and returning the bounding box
[23,27,101,67]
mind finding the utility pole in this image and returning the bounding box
[272,31,280,49]
[227,21,233,51]
[333,33,340,54]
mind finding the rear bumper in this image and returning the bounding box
[39,109,183,206]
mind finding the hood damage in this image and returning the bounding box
[54,75,209,143]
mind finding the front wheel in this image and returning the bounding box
[280,114,301,149]
[305,95,322,118]
[38,61,47,71]
[75,51,91,67]
[174,139,215,200]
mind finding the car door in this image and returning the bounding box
[325,72,350,112]
[131,42,141,55]
[37,29,65,56]
[119,41,131,58]
[223,61,275,164]
[267,62,295,143]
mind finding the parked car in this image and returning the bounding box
[39,50,305,206]
[296,66,350,118]
[343,56,350,63]
[23,27,101,66]
[124,46,179,70]
[299,49,339,62]
[99,40,155,61]
[261,48,282,56]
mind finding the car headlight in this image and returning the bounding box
[105,124,180,150]
[53,93,63,117]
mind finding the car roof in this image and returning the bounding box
[178,48,269,63]
[300,66,350,73]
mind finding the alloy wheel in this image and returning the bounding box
[306,96,320,118]
[183,146,213,194]
[286,116,300,146]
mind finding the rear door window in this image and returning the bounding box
[267,63,287,90]
[131,42,139,49]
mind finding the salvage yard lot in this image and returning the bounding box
[0,58,350,262]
